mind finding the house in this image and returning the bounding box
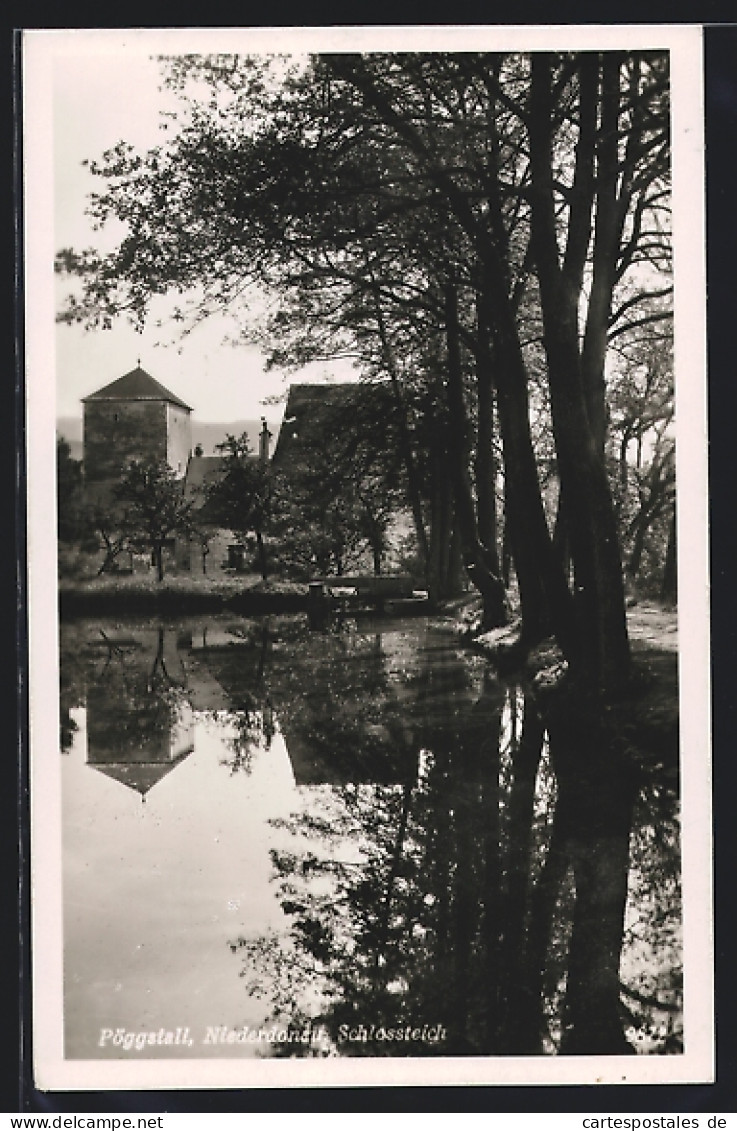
[179,453,229,572]
[177,419,272,573]
[82,365,193,490]
[270,381,411,578]
[79,366,193,570]
[270,382,365,472]
[77,365,407,578]
[79,365,274,574]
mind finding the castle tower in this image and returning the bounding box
[82,365,193,488]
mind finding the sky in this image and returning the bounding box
[49,36,350,424]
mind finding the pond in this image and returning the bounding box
[59,613,682,1060]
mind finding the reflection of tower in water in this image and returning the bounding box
[84,627,194,799]
[86,708,194,799]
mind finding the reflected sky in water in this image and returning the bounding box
[60,616,681,1059]
[64,705,301,1058]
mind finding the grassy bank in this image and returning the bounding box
[59,573,310,617]
[461,600,679,771]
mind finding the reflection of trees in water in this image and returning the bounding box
[59,617,681,1055]
[60,623,190,752]
[60,616,277,774]
[541,700,639,1054]
[230,634,681,1058]
[620,775,682,1052]
[219,706,276,775]
[267,626,417,785]
[90,627,189,758]
[201,623,277,775]
[59,624,87,753]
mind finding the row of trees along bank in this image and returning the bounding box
[57,51,673,696]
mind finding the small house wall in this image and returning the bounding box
[176,527,235,575]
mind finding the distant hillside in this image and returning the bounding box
[56,417,282,462]
[56,417,83,462]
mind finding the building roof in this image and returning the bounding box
[82,366,192,411]
[271,382,382,470]
[183,454,227,521]
[183,455,226,503]
[89,750,194,796]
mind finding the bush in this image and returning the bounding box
[392,531,424,580]
[57,545,100,581]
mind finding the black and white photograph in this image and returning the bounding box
[24,25,712,1091]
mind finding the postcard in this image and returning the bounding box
[23,23,712,1091]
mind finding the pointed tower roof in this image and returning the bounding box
[89,748,194,796]
[82,366,192,411]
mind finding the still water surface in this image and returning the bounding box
[60,614,681,1059]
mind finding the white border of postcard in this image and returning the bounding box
[24,23,712,1090]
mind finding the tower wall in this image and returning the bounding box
[83,400,169,484]
[166,403,193,477]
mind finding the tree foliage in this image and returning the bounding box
[57,49,673,693]
[223,623,681,1055]
[204,432,272,580]
[271,385,407,578]
[56,437,86,543]
[113,460,193,581]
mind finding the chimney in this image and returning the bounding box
[258,417,272,465]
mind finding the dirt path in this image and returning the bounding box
[626,601,678,653]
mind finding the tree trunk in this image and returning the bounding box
[472,261,576,652]
[446,519,465,598]
[428,439,452,599]
[552,484,572,584]
[490,315,576,652]
[255,528,268,582]
[427,450,466,600]
[661,506,677,605]
[444,281,507,629]
[499,697,547,1054]
[529,54,630,694]
[626,455,675,585]
[547,705,637,1056]
[627,511,650,582]
[474,289,501,565]
[367,275,432,590]
[502,492,513,588]
[580,53,622,453]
